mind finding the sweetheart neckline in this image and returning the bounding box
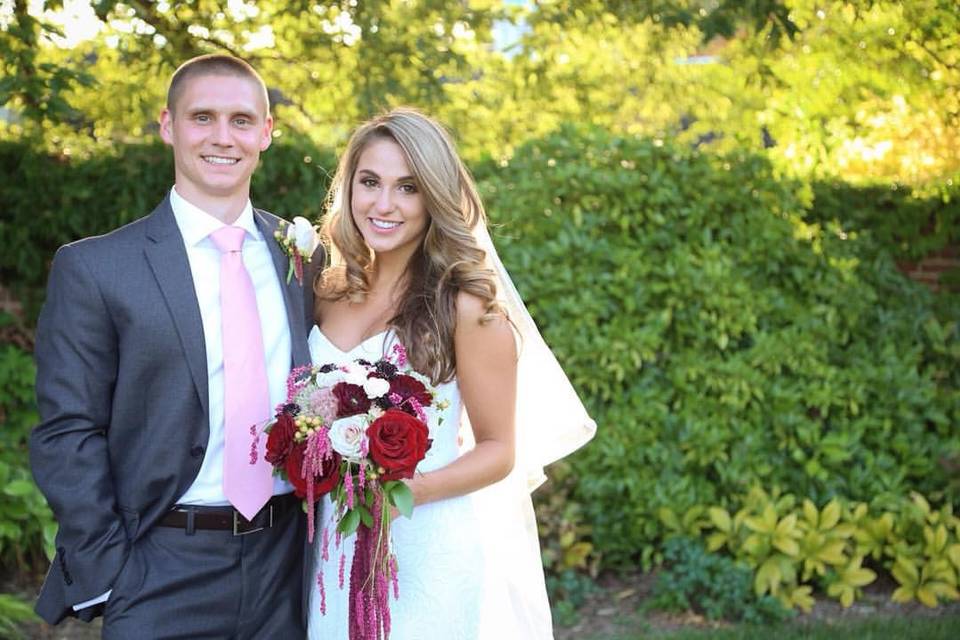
[311,326,390,355]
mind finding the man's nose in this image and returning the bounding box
[211,118,233,145]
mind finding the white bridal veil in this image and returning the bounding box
[462,222,597,639]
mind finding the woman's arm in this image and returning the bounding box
[405,292,517,506]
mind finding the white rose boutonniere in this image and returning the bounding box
[275,216,320,285]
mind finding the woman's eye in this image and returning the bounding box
[399,183,417,194]
[361,178,378,188]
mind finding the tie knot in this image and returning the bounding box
[210,226,246,254]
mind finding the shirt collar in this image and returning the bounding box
[169,186,261,248]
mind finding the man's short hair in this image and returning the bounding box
[166,54,270,116]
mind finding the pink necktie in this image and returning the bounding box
[210,226,273,521]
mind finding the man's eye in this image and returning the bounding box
[234,118,250,126]
[196,114,210,123]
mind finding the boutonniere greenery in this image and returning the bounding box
[275,217,321,285]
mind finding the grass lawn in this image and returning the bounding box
[579,614,960,640]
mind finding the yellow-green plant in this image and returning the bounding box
[693,489,960,612]
[826,555,877,607]
[889,494,960,607]
[797,499,852,580]
[849,502,895,561]
[658,505,710,539]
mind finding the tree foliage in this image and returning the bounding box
[1,1,957,182]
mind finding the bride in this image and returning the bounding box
[306,108,594,639]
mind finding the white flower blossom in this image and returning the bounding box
[287,216,319,257]
[328,417,367,461]
[363,376,390,399]
[341,362,368,386]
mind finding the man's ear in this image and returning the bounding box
[159,108,174,145]
[260,114,274,152]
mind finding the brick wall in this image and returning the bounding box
[899,245,960,293]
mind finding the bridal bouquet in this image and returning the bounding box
[263,342,440,640]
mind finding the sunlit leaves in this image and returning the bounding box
[826,555,876,607]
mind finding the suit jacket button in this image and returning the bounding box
[190,445,205,458]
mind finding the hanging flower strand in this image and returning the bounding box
[261,344,438,640]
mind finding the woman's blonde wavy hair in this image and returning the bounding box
[315,108,506,384]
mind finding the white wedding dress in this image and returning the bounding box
[306,326,553,640]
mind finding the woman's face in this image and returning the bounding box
[350,137,429,260]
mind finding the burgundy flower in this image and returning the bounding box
[388,374,432,414]
[285,446,342,500]
[367,409,431,481]
[332,382,371,417]
[265,412,297,465]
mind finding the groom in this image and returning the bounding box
[29,54,317,637]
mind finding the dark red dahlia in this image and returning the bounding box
[388,374,432,414]
[332,382,371,417]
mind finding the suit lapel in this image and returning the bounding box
[143,197,210,419]
[255,210,312,369]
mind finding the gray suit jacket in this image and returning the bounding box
[29,196,319,624]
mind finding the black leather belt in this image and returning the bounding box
[159,493,299,535]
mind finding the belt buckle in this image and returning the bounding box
[233,505,272,536]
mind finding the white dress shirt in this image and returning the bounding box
[171,186,294,504]
[72,187,295,611]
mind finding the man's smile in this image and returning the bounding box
[202,155,240,165]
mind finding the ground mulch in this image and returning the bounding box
[555,569,960,640]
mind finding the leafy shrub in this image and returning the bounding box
[0,139,336,322]
[475,125,960,569]
[650,536,790,624]
[808,179,960,263]
[533,460,603,624]
[0,318,54,571]
[684,488,960,611]
[546,568,601,628]
[535,460,597,576]
[0,593,36,640]
[3,127,959,616]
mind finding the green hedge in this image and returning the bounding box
[0,318,53,574]
[473,125,960,568]
[0,139,335,322]
[807,180,960,263]
[1,129,957,581]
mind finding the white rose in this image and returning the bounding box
[314,370,342,389]
[342,362,368,386]
[328,417,367,461]
[288,216,319,256]
[363,376,390,399]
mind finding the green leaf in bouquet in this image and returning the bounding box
[358,505,373,528]
[388,481,415,518]
[338,508,361,536]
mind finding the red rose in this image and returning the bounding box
[366,409,431,481]
[265,413,297,465]
[332,382,371,417]
[285,446,342,500]
[388,374,432,414]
